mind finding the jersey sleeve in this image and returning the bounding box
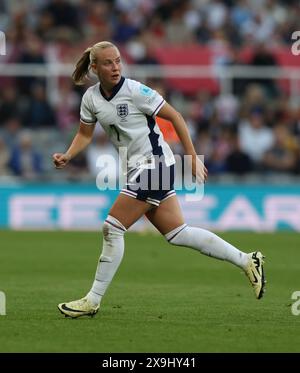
[132,81,165,117]
[80,90,97,125]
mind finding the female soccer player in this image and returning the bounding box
[53,41,266,318]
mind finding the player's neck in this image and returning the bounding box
[100,85,113,98]
[99,77,123,100]
[100,81,117,98]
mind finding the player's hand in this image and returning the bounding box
[191,154,208,184]
[52,153,70,169]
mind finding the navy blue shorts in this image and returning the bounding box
[121,158,176,207]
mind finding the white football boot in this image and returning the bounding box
[244,251,266,299]
[58,297,99,318]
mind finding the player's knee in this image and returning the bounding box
[102,215,126,238]
[101,217,126,261]
[102,223,125,242]
[165,224,188,246]
[102,220,112,240]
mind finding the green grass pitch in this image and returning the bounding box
[0,231,299,352]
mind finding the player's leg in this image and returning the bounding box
[146,195,266,299]
[58,194,152,318]
[86,194,152,303]
[107,193,153,229]
[146,195,248,266]
[145,194,184,234]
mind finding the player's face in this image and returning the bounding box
[93,47,122,89]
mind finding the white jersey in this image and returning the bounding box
[80,77,175,171]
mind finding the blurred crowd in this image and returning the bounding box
[0,0,300,182]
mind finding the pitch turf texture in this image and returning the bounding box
[0,231,299,352]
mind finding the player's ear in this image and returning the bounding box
[91,63,97,74]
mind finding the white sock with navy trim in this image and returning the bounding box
[87,215,126,306]
[165,224,248,269]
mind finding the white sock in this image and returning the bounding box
[87,215,126,306]
[165,224,249,269]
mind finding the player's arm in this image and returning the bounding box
[53,121,95,169]
[158,102,196,156]
[157,102,208,182]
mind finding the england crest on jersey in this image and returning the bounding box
[116,104,129,118]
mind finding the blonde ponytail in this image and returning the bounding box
[72,47,92,85]
[72,41,118,85]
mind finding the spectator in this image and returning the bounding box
[290,107,300,141]
[249,42,279,98]
[225,131,253,175]
[262,124,299,173]
[113,12,139,43]
[23,83,56,128]
[206,128,232,174]
[52,79,80,132]
[0,87,22,124]
[9,130,43,179]
[214,93,239,126]
[238,111,274,167]
[1,117,22,148]
[17,34,46,96]
[42,0,80,33]
[0,136,10,176]
[165,8,195,45]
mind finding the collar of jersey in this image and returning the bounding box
[99,76,125,101]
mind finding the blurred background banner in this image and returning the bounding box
[0,184,299,231]
[0,0,300,232]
